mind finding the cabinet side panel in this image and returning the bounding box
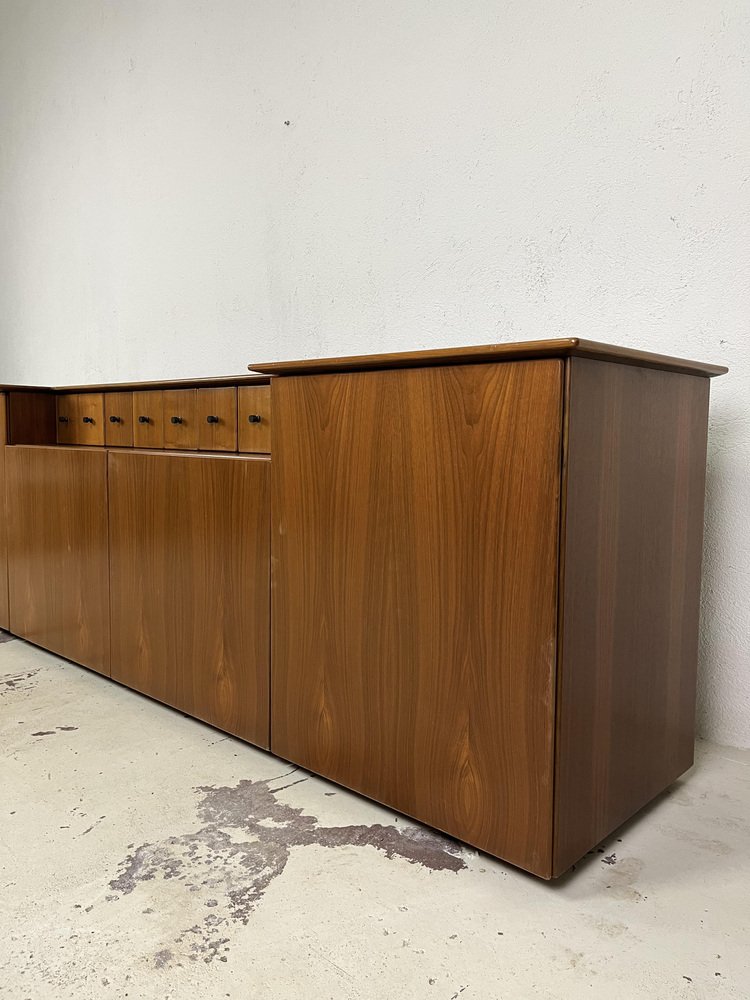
[272,360,562,877]
[5,446,110,674]
[553,358,710,875]
[0,397,8,629]
[109,452,270,747]
[7,392,57,444]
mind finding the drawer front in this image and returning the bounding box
[163,389,198,450]
[105,392,134,447]
[132,390,164,448]
[197,388,237,452]
[238,386,271,454]
[57,393,105,446]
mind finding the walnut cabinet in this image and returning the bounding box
[254,341,725,879]
[0,341,726,878]
[1,376,272,753]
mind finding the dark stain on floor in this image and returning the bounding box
[30,726,78,737]
[0,668,40,694]
[0,631,16,644]
[108,772,466,966]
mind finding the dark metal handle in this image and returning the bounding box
[83,416,94,424]
[58,416,69,424]
[138,415,150,424]
[109,415,121,424]
[170,416,183,424]
[247,414,262,424]
[206,415,220,424]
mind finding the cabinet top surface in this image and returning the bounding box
[248,338,728,378]
[0,341,728,393]
[0,374,270,393]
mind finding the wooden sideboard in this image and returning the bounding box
[0,339,727,878]
[0,376,272,746]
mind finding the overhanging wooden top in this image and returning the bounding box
[1,374,270,393]
[0,384,54,393]
[55,373,270,392]
[248,338,728,379]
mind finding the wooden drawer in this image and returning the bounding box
[57,393,105,446]
[163,389,198,450]
[132,390,164,448]
[105,392,134,447]
[238,386,271,454]
[197,388,237,452]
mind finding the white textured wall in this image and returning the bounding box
[0,1,747,746]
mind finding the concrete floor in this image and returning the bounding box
[1,637,748,1000]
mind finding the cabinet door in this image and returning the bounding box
[109,451,270,747]
[0,397,8,630]
[271,360,563,877]
[5,446,110,674]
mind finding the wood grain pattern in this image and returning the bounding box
[109,451,270,747]
[132,390,165,448]
[56,393,105,446]
[104,392,134,447]
[553,358,711,875]
[250,338,727,379]
[0,398,8,629]
[163,389,198,450]
[238,386,272,454]
[5,446,110,674]
[197,388,238,452]
[271,360,563,876]
[7,392,57,445]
